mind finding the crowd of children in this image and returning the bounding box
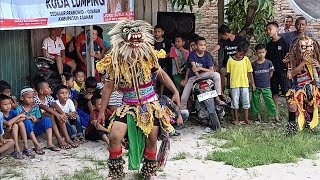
[0,67,122,159]
[0,16,314,160]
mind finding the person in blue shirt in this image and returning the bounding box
[0,94,35,159]
[0,112,15,161]
[180,37,226,123]
[17,87,59,155]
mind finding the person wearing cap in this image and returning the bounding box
[16,87,59,155]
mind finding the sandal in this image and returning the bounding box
[231,120,239,125]
[11,151,25,160]
[221,95,231,104]
[59,144,72,150]
[0,156,5,161]
[23,149,36,157]
[69,143,79,148]
[46,146,61,152]
[33,148,45,155]
[170,131,181,137]
[240,121,249,125]
[216,99,227,106]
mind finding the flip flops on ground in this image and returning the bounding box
[33,148,45,155]
[46,146,61,152]
[59,143,72,150]
[11,151,25,160]
[23,149,36,157]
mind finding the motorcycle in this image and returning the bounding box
[191,78,225,132]
[34,56,71,88]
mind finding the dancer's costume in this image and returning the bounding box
[286,35,320,135]
[96,20,174,179]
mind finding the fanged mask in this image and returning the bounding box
[108,20,155,60]
[299,37,314,57]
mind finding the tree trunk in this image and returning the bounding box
[238,4,257,37]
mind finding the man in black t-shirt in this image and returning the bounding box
[154,25,172,96]
[212,25,248,96]
[265,22,290,113]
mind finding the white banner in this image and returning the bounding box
[0,0,134,30]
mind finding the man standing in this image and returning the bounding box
[212,25,248,99]
[281,16,313,47]
[279,15,294,33]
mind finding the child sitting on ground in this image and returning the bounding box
[17,87,58,154]
[34,79,77,149]
[63,72,91,128]
[251,44,279,122]
[0,112,15,161]
[73,69,86,93]
[62,72,78,106]
[0,94,35,159]
[55,85,84,143]
[227,42,254,125]
[159,95,183,136]
[78,76,97,114]
[85,95,111,145]
[0,80,18,109]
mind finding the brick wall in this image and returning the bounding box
[166,0,320,49]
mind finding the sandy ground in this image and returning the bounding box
[1,124,320,180]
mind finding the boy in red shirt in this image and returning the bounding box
[85,94,111,146]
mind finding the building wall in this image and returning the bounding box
[135,0,167,25]
[0,30,31,96]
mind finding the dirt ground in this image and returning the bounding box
[1,125,320,180]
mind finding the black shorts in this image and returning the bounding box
[115,115,160,126]
[270,71,291,95]
[85,130,107,141]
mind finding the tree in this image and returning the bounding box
[169,0,275,44]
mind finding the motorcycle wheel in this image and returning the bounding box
[208,103,220,131]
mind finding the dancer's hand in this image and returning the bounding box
[97,112,106,124]
[177,115,183,126]
[283,53,290,64]
[312,59,320,68]
[172,92,180,108]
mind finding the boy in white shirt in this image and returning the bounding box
[42,28,65,77]
[55,85,84,142]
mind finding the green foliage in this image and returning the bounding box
[169,0,214,11]
[171,152,188,160]
[225,0,275,44]
[170,0,275,44]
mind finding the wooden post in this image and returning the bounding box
[218,0,225,67]
[218,0,224,27]
[85,25,94,77]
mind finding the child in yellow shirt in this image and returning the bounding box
[227,42,255,125]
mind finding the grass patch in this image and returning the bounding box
[41,174,50,180]
[205,126,320,168]
[64,167,103,180]
[1,169,24,179]
[171,152,187,160]
[78,154,106,167]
